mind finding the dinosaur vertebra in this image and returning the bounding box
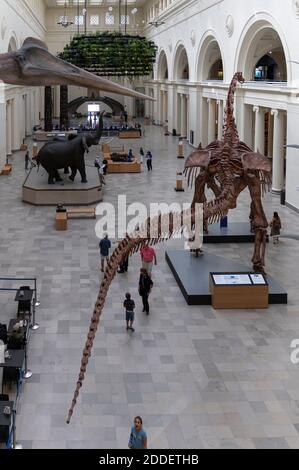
[66,73,272,423]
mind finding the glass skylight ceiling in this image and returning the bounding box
[53,1,145,6]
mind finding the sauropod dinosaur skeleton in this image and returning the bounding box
[66,73,272,423]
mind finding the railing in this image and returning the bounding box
[0,277,39,331]
[0,276,40,449]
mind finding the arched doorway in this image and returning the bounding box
[173,44,190,137]
[68,96,125,117]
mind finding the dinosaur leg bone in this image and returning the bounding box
[246,174,268,272]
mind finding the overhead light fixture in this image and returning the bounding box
[149,20,166,28]
[57,1,74,28]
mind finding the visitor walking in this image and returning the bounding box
[140,244,157,274]
[127,149,133,162]
[128,417,147,449]
[139,147,145,164]
[25,151,30,171]
[102,158,108,176]
[124,293,135,332]
[270,211,282,244]
[99,234,111,272]
[146,151,153,171]
[139,269,153,315]
[118,255,129,274]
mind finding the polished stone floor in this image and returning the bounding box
[1,124,299,449]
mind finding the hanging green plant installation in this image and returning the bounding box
[59,32,158,77]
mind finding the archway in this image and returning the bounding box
[237,21,288,82]
[7,36,17,52]
[173,44,190,81]
[157,50,169,80]
[173,44,190,137]
[68,96,125,116]
[197,35,224,82]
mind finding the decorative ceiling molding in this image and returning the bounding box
[1,17,7,40]
[226,15,234,38]
[191,30,196,47]
[293,0,299,19]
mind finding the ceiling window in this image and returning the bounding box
[75,15,84,26]
[105,12,115,25]
[121,15,130,25]
[90,15,99,26]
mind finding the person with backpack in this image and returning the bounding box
[140,245,157,274]
[270,211,282,244]
[124,293,135,332]
[139,269,153,315]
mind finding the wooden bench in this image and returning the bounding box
[67,208,96,219]
[1,164,12,176]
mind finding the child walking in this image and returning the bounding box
[124,293,135,332]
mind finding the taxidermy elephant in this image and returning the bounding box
[36,115,104,184]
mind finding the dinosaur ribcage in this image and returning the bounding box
[204,162,235,224]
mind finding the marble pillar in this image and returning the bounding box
[271,109,285,193]
[253,106,265,154]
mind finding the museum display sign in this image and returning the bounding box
[210,272,269,309]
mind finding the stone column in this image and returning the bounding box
[253,106,265,153]
[181,94,187,138]
[207,98,216,143]
[6,100,12,157]
[160,90,164,125]
[217,100,223,140]
[268,112,274,158]
[25,94,32,136]
[271,109,285,193]
[44,86,53,132]
[60,85,69,129]
[177,93,181,135]
[186,94,190,141]
[163,91,168,122]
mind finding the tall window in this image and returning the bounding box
[105,12,115,25]
[121,15,130,25]
[75,15,84,26]
[90,15,99,26]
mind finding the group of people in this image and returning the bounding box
[99,235,157,332]
[139,147,153,171]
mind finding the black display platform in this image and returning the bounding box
[166,250,288,306]
[204,222,267,244]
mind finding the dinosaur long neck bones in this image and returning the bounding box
[66,209,196,424]
[222,73,241,147]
